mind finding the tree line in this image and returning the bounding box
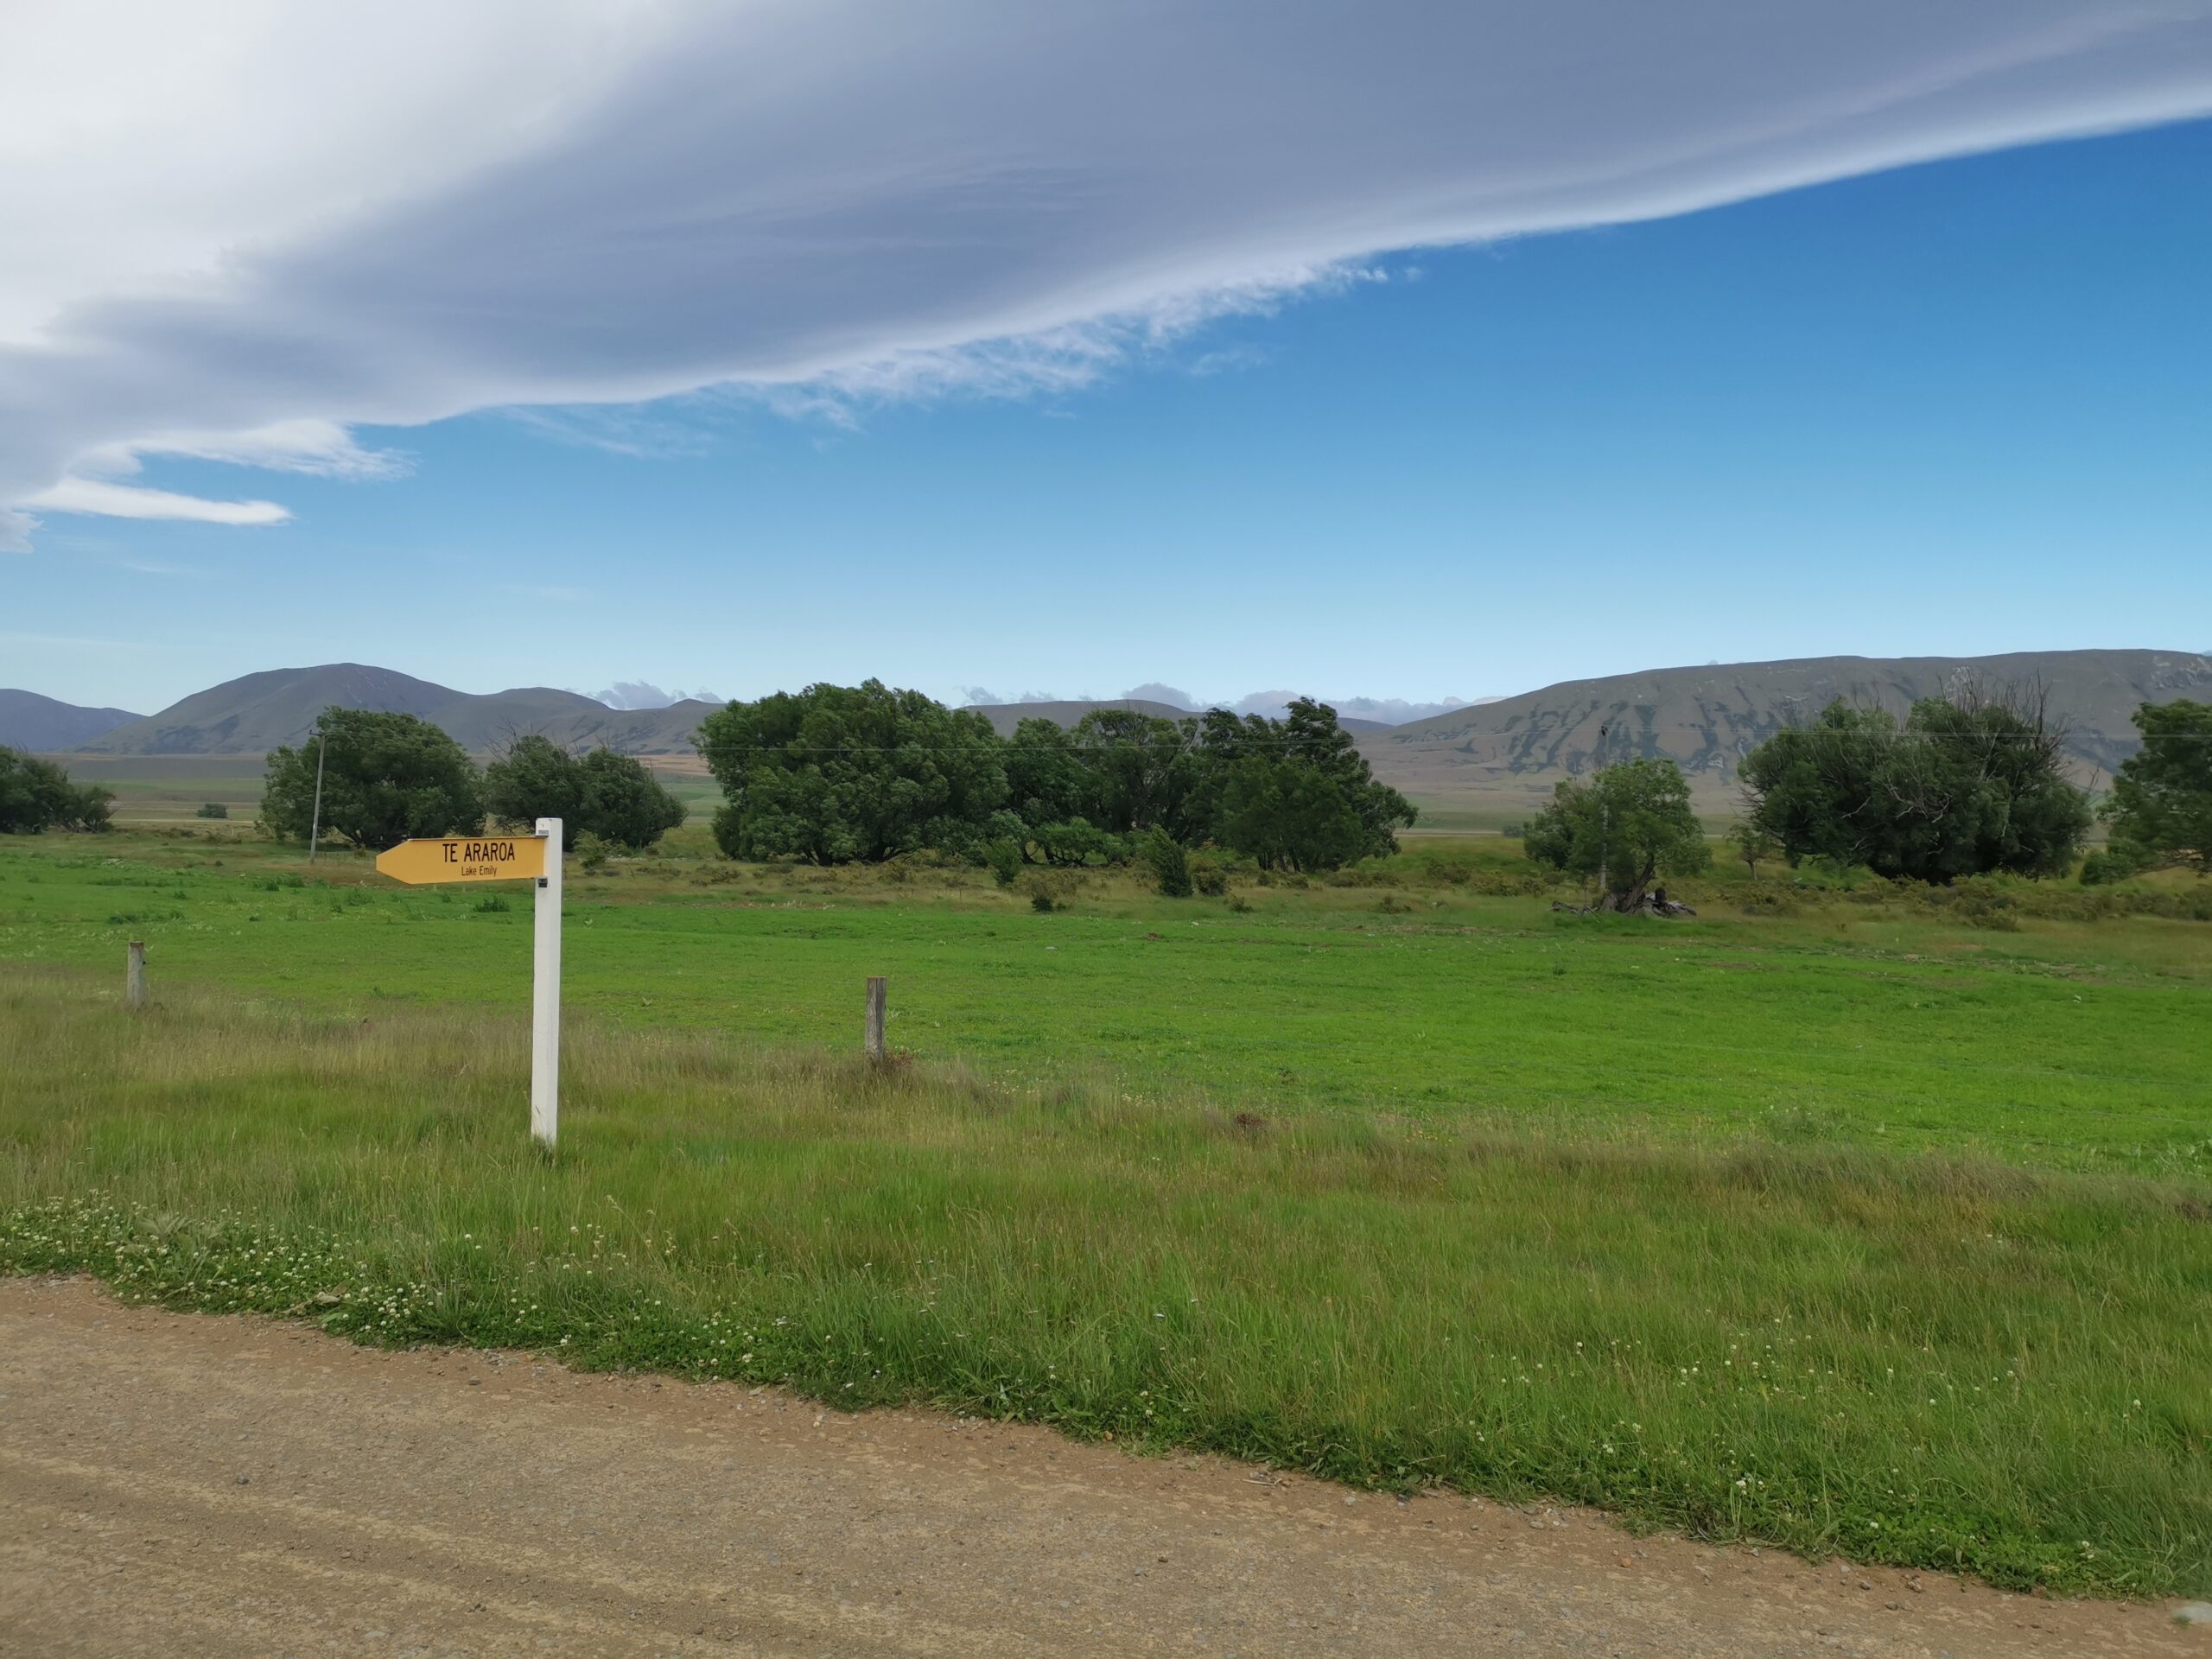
[143,683,2209,897]
[694,682,1416,872]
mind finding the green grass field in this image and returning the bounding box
[3,823,2208,1596]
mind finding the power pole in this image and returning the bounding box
[307,728,327,862]
[1597,721,1609,903]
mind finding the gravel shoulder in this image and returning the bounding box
[1,1276,2199,1657]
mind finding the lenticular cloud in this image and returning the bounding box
[4,0,2211,549]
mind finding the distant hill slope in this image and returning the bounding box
[961,698,1194,735]
[1364,649,2212,809]
[0,690,142,751]
[82,664,715,757]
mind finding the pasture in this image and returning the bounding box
[2,823,2208,1596]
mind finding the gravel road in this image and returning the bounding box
[1,1277,2198,1657]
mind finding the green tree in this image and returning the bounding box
[0,748,112,834]
[577,747,687,850]
[2101,699,2212,875]
[696,681,1007,864]
[1217,756,1369,872]
[1741,689,2091,884]
[1193,699,1415,869]
[1524,757,1711,909]
[1066,708,1201,836]
[483,735,583,838]
[262,709,483,849]
[484,735,686,851]
[1003,717,1098,848]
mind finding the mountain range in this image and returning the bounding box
[16,649,2209,817]
[66,665,713,759]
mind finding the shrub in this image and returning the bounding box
[1144,830,1194,897]
[1026,870,1077,912]
[2079,847,2151,887]
[981,838,1023,887]
[575,831,612,874]
[194,802,228,820]
[1189,852,1230,897]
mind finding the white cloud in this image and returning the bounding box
[21,476,289,526]
[3,1,2210,543]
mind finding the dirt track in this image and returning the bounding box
[1,1277,2199,1657]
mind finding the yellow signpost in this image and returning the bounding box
[374,823,563,1147]
[374,835,547,885]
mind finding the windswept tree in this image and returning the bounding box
[696,680,1007,864]
[484,734,686,851]
[0,747,112,834]
[1740,686,2091,883]
[263,708,483,848]
[2099,699,2212,876]
[1065,707,1202,836]
[1198,698,1415,870]
[1524,757,1710,909]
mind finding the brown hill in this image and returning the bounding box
[81,665,712,757]
[0,690,143,751]
[1361,649,2212,817]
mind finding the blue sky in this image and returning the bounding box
[4,8,2209,716]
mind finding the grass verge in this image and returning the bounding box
[3,970,2206,1598]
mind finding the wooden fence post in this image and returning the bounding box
[865,976,887,1060]
[126,940,147,1009]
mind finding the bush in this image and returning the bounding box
[2079,846,2152,887]
[1189,852,1230,896]
[194,802,228,820]
[1144,830,1193,897]
[982,837,1022,887]
[1025,870,1077,912]
[575,831,612,874]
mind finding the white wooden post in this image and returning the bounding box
[531,819,563,1147]
[866,976,887,1060]
[125,940,147,1009]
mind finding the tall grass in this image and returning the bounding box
[3,970,2205,1597]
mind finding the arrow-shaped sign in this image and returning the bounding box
[372,821,564,1147]
[375,834,547,885]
